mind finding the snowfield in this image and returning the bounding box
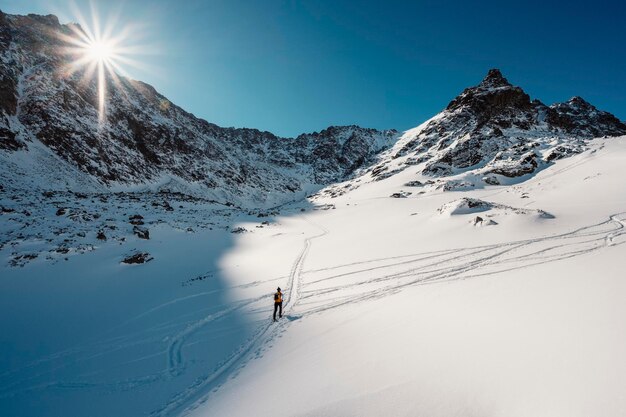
[1,137,626,417]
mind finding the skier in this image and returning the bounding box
[273,287,283,322]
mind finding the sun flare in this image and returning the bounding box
[57,4,152,126]
[85,40,115,63]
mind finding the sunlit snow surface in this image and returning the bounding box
[1,138,625,417]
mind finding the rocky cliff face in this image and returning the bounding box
[0,12,397,207]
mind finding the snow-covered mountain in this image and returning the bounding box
[327,68,626,197]
[0,12,397,207]
[2,13,625,208]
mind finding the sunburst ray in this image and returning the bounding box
[56,2,156,127]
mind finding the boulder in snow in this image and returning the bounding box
[472,216,498,226]
[390,191,412,198]
[121,252,153,265]
[438,198,493,216]
[133,226,150,240]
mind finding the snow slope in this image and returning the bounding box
[2,137,625,417]
[182,136,626,417]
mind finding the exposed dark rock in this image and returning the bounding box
[121,252,153,264]
[0,128,24,151]
[491,152,538,177]
[546,97,626,137]
[545,144,583,162]
[133,226,150,239]
[472,215,498,226]
[483,176,500,185]
[373,167,405,181]
[129,214,144,225]
[9,253,39,267]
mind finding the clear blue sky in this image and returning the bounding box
[3,0,625,137]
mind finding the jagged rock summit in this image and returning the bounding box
[477,68,511,88]
[446,68,533,118]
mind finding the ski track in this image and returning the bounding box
[295,213,626,318]
[151,219,328,417]
[166,295,266,378]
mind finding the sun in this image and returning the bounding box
[85,40,115,64]
[57,4,151,126]
[62,30,121,125]
[59,20,126,125]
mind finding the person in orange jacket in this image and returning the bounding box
[273,287,283,322]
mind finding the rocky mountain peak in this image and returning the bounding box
[564,96,594,110]
[382,70,626,184]
[568,96,588,104]
[478,68,512,89]
[446,69,531,114]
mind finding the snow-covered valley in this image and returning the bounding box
[2,136,625,417]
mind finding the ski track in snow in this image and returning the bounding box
[295,213,626,317]
[151,220,328,417]
[166,295,266,378]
